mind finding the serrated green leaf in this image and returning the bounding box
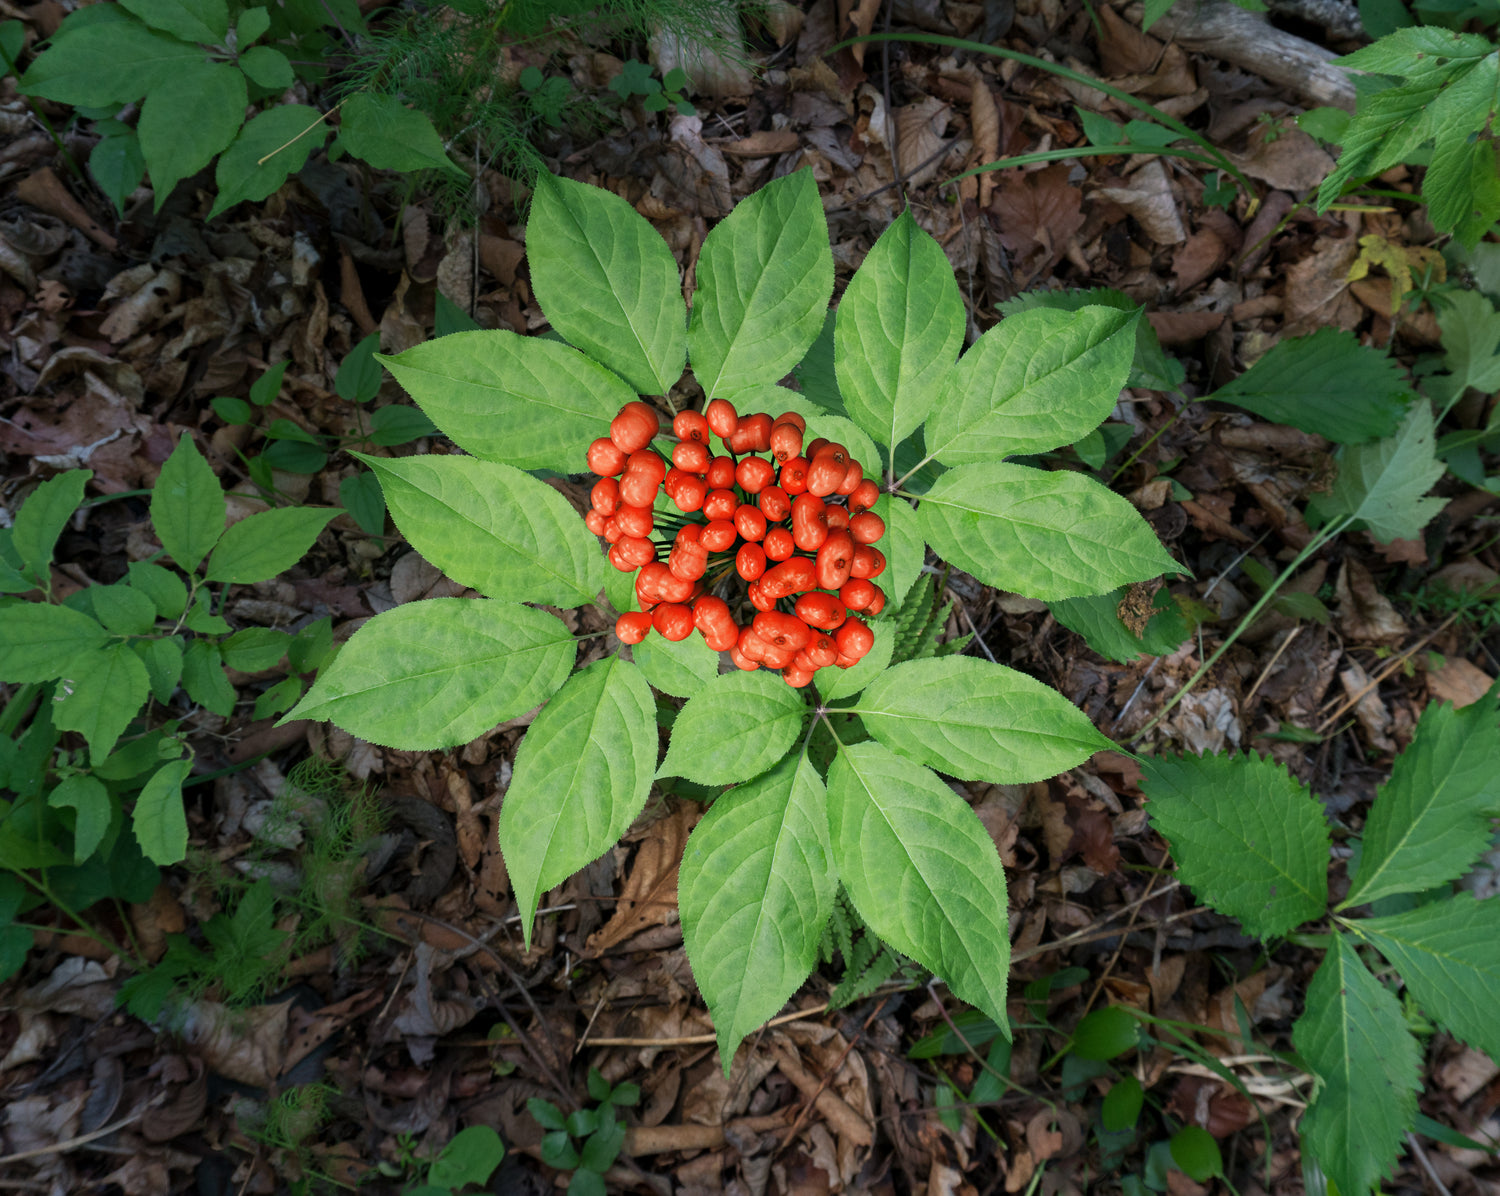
[13,469,89,585]
[1343,689,1500,907]
[357,453,602,606]
[133,757,193,865]
[134,635,183,704]
[853,657,1111,783]
[815,622,893,702]
[529,171,687,395]
[182,638,236,715]
[120,0,225,42]
[151,435,225,572]
[138,58,246,207]
[1139,751,1329,937]
[239,44,292,89]
[380,331,634,473]
[203,506,338,584]
[126,562,188,619]
[835,210,964,452]
[630,631,719,699]
[680,753,834,1072]
[54,641,151,764]
[1338,27,1492,75]
[828,740,1010,1028]
[918,463,1180,601]
[210,103,328,219]
[500,657,655,945]
[923,306,1136,465]
[0,606,108,682]
[21,21,204,106]
[874,494,924,613]
[996,287,1181,392]
[338,91,462,177]
[1425,121,1500,249]
[1317,396,1445,544]
[221,627,291,671]
[1293,933,1421,1196]
[688,169,833,399]
[89,584,158,636]
[283,599,573,748]
[1049,585,1190,663]
[658,671,806,785]
[1433,288,1500,397]
[48,774,112,863]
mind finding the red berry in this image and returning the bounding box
[795,591,846,631]
[804,633,838,668]
[825,505,849,532]
[610,401,660,455]
[865,585,886,616]
[637,562,672,606]
[615,536,655,569]
[763,527,795,561]
[769,422,803,463]
[735,455,775,494]
[728,412,773,454]
[778,456,809,495]
[729,642,759,670]
[734,504,767,542]
[791,493,828,552]
[736,542,767,581]
[837,459,864,497]
[835,617,874,659]
[705,398,739,439]
[705,456,737,490]
[673,410,711,444]
[753,611,811,655]
[614,504,653,539]
[588,438,628,476]
[700,520,737,552]
[758,485,790,522]
[653,603,694,642]
[840,578,877,612]
[806,453,846,498]
[702,488,738,522]
[782,662,815,688]
[616,611,653,643]
[850,511,885,544]
[674,523,703,546]
[584,509,609,536]
[772,411,806,431]
[850,545,886,579]
[746,580,775,611]
[672,439,710,473]
[672,475,707,512]
[816,530,854,591]
[849,479,881,513]
[761,556,816,599]
[668,538,708,582]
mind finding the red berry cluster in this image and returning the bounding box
[583,398,888,688]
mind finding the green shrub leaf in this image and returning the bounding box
[48,775,112,863]
[630,631,719,699]
[1293,932,1420,1196]
[135,636,184,704]
[428,1126,505,1190]
[1139,750,1329,938]
[814,622,893,702]
[529,171,687,395]
[358,453,602,607]
[854,657,1111,783]
[835,210,964,452]
[21,21,203,106]
[203,507,339,584]
[500,657,655,944]
[89,584,159,637]
[119,0,226,43]
[1071,1004,1140,1060]
[126,562,188,619]
[151,435,225,572]
[918,463,1179,601]
[0,605,107,682]
[238,45,292,90]
[1314,401,1447,543]
[923,306,1136,465]
[680,753,835,1072]
[284,599,573,749]
[210,104,329,219]
[182,639,235,716]
[380,331,632,473]
[338,91,462,177]
[1343,688,1500,907]
[138,59,246,207]
[1049,586,1191,663]
[13,468,90,585]
[133,757,194,866]
[54,642,151,764]
[220,627,291,672]
[828,740,1010,1028]
[1102,1075,1144,1131]
[688,169,832,399]
[658,671,807,785]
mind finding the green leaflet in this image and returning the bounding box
[12,469,89,585]
[875,494,925,616]
[996,287,1183,392]
[630,632,719,699]
[53,641,151,764]
[220,627,292,672]
[203,506,340,584]
[48,774,112,864]
[688,169,833,399]
[133,757,194,866]
[182,639,235,716]
[239,46,293,90]
[1432,288,1500,396]
[284,599,574,749]
[835,210,964,453]
[0,605,108,683]
[1343,689,1500,907]
[679,753,835,1072]
[1049,585,1191,663]
[529,171,687,395]
[210,105,330,220]
[126,562,188,619]
[918,463,1180,601]
[119,0,227,43]
[1139,751,1329,938]
[358,453,603,607]
[151,435,225,572]
[1357,894,1500,1059]
[137,59,246,208]
[923,306,1136,465]
[135,636,184,704]
[20,20,203,106]
[380,331,633,474]
[1293,933,1421,1196]
[499,657,655,945]
[828,741,1010,1029]
[853,657,1112,783]
[814,622,893,702]
[89,584,159,637]
[337,92,463,177]
[658,671,807,785]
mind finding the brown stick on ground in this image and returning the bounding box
[769,1043,874,1147]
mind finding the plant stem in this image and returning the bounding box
[0,683,40,738]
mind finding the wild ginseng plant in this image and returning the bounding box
[281,168,1180,1067]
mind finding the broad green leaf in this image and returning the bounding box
[126,562,188,619]
[835,210,964,451]
[814,620,893,702]
[358,453,602,607]
[918,463,1180,601]
[182,638,236,715]
[182,588,230,635]
[220,627,291,671]
[1102,1075,1144,1131]
[658,671,807,785]
[210,104,329,219]
[875,494,924,615]
[1208,329,1409,444]
[20,21,203,106]
[368,405,437,446]
[48,774,112,863]
[133,757,193,865]
[1343,689,1500,907]
[1139,751,1329,937]
[252,675,301,720]
[338,91,462,177]
[500,657,655,943]
[13,469,89,584]
[1293,933,1420,1196]
[151,434,225,572]
[89,584,158,636]
[1049,585,1191,663]
[923,306,1136,465]
[203,506,339,584]
[1170,1128,1222,1182]
[1072,1004,1140,1060]
[630,631,719,699]
[119,0,226,42]
[239,45,292,89]
[236,6,269,43]
[428,1126,505,1191]
[0,530,33,593]
[1432,288,1500,396]
[283,599,573,748]
[1357,894,1500,1059]
[854,657,1111,783]
[996,288,1182,392]
[339,471,386,536]
[0,924,30,984]
[0,606,108,682]
[380,331,633,473]
[680,753,834,1072]
[828,741,1010,1028]
[336,333,382,401]
[528,171,687,395]
[135,635,183,704]
[54,641,151,764]
[688,169,833,399]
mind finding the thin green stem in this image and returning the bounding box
[1108,408,1186,485]
[0,683,40,738]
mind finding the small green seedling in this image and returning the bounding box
[527,1069,639,1196]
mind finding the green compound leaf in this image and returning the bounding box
[918,463,1180,601]
[151,434,225,572]
[138,58,246,208]
[338,91,462,177]
[135,636,183,704]
[1357,894,1500,1059]
[210,104,329,219]
[48,774,112,864]
[835,209,964,452]
[88,583,159,637]
[1139,750,1329,938]
[381,331,633,474]
[21,20,204,106]
[54,641,151,764]
[529,171,687,396]
[500,657,655,945]
[923,305,1137,465]
[680,753,835,1072]
[203,506,339,584]
[126,562,188,619]
[854,657,1112,783]
[133,757,194,866]
[828,741,1010,1029]
[658,671,807,785]
[1316,403,1447,543]
[13,469,89,585]
[688,169,833,400]
[1293,933,1421,1196]
[1343,688,1500,907]
[0,606,107,683]
[182,639,235,715]
[283,599,574,749]
[630,631,719,699]
[358,453,602,607]
[119,0,226,43]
